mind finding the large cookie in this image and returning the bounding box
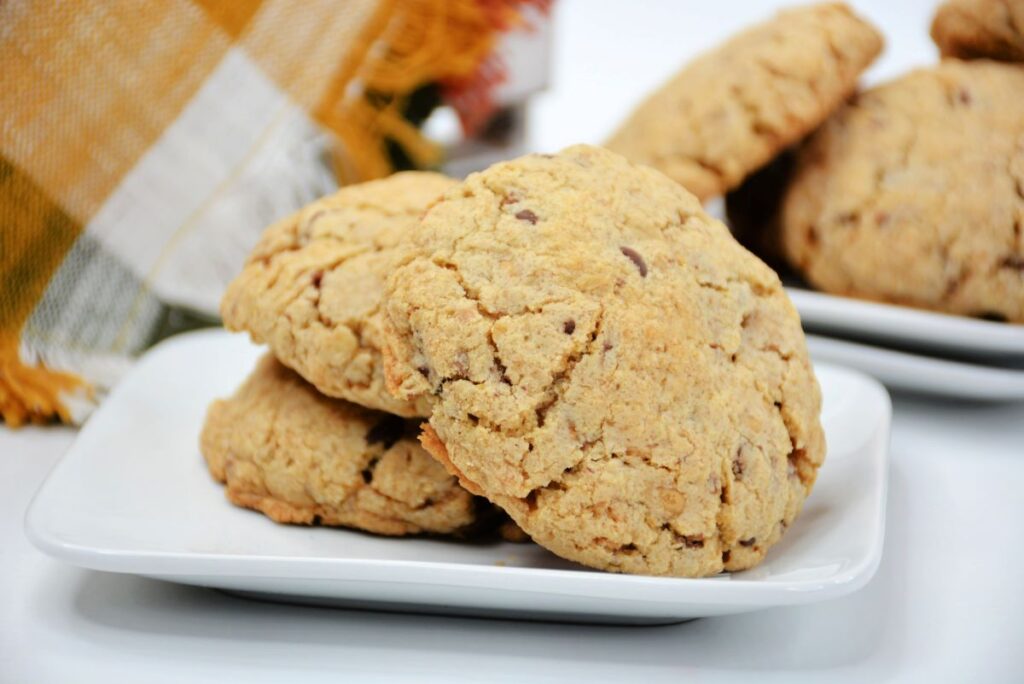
[382,145,825,577]
[605,3,882,202]
[931,0,1024,62]
[781,60,1024,323]
[221,172,456,417]
[200,354,486,536]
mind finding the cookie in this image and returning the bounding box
[605,3,883,202]
[382,145,825,577]
[931,0,1024,62]
[200,353,485,536]
[221,172,457,417]
[781,60,1024,323]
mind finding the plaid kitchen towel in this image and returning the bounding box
[0,0,549,427]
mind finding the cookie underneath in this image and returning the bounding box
[201,354,490,536]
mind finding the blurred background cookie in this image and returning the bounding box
[605,2,882,202]
[201,354,497,537]
[780,59,1024,323]
[931,0,1024,62]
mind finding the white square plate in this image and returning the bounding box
[25,330,891,624]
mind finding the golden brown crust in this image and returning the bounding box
[418,424,484,497]
[200,354,483,536]
[931,0,1024,62]
[781,60,1024,323]
[383,145,825,577]
[605,2,882,201]
[220,172,456,417]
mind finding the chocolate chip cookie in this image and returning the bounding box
[221,172,456,417]
[200,354,486,536]
[382,145,825,577]
[605,2,882,202]
[781,60,1024,322]
[931,0,1024,62]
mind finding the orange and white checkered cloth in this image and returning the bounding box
[0,0,549,427]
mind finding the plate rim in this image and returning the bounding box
[806,334,1024,400]
[788,287,1024,357]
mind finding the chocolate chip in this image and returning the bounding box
[361,456,380,484]
[979,312,1009,323]
[311,270,324,287]
[681,535,704,549]
[620,246,647,277]
[563,319,576,334]
[1001,256,1024,271]
[732,450,745,479]
[739,538,756,547]
[515,209,538,224]
[807,226,820,246]
[722,550,731,564]
[494,359,511,385]
[618,543,638,553]
[417,365,430,378]
[467,413,479,425]
[365,415,405,450]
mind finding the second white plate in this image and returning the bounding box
[807,335,1024,401]
[789,288,1024,361]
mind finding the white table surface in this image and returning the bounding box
[5,1,1024,681]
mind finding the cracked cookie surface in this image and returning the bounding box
[604,2,882,203]
[221,172,456,417]
[200,354,485,536]
[382,145,825,577]
[781,60,1024,322]
[931,0,1024,62]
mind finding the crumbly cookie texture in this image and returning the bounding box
[931,0,1024,62]
[200,354,483,536]
[781,60,1024,323]
[605,2,882,202]
[382,145,825,577]
[221,172,456,417]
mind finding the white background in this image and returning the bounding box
[4,1,1024,681]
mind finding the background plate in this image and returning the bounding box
[790,288,1024,361]
[806,335,1024,401]
[26,330,891,624]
